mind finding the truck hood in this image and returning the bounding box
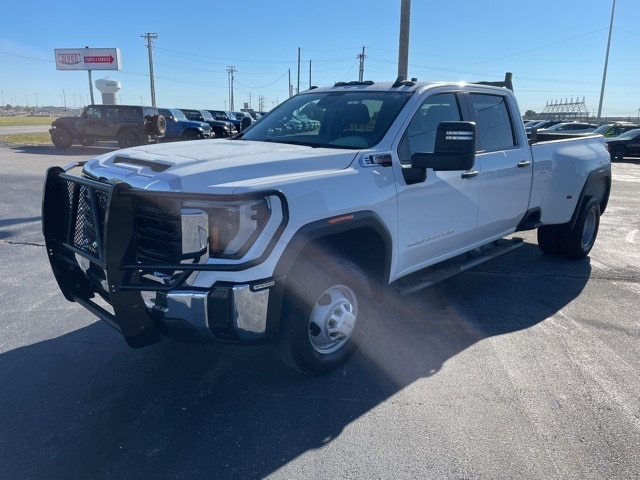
[84,139,361,192]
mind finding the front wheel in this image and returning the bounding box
[560,197,601,259]
[277,257,372,375]
[609,144,626,161]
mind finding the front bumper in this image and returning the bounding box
[42,166,282,348]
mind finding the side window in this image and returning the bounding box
[398,93,461,165]
[84,107,101,119]
[468,93,516,152]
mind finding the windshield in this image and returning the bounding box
[614,128,640,139]
[200,110,215,121]
[239,90,412,149]
[171,109,188,121]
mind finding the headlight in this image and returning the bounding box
[184,197,272,259]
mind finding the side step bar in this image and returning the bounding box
[395,238,524,295]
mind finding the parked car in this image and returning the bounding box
[240,108,262,120]
[605,128,640,160]
[207,110,243,131]
[539,122,597,134]
[592,122,640,138]
[49,104,166,149]
[180,109,236,138]
[525,119,563,133]
[158,108,214,141]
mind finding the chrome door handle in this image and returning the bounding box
[461,170,479,179]
[517,160,531,168]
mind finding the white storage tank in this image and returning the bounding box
[95,78,121,104]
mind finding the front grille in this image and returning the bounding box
[134,197,183,264]
[63,179,109,261]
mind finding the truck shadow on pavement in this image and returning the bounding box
[0,243,591,479]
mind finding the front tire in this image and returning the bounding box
[560,197,601,259]
[609,144,626,161]
[278,257,372,375]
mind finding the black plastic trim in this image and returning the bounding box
[273,210,393,281]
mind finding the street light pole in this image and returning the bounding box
[596,0,616,126]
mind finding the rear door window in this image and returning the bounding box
[468,93,516,152]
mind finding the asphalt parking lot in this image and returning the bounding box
[0,142,639,479]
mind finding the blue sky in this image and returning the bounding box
[1,0,636,118]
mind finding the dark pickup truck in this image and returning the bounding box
[50,104,166,149]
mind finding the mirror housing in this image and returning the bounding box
[411,121,476,171]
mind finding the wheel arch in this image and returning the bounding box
[273,211,392,287]
[569,167,611,229]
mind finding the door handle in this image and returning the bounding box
[517,160,531,168]
[461,170,478,179]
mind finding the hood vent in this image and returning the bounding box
[113,156,171,172]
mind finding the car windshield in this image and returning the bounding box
[200,110,215,121]
[239,90,412,149]
[613,128,640,139]
[171,109,188,121]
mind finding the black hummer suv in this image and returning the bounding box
[50,104,166,149]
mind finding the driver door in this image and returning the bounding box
[394,92,481,278]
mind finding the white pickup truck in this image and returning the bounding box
[43,74,611,374]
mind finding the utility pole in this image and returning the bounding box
[398,0,411,79]
[227,66,237,111]
[297,47,301,95]
[141,33,158,107]
[597,0,616,126]
[357,46,366,81]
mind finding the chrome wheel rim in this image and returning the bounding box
[308,284,358,354]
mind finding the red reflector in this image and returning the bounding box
[328,214,354,224]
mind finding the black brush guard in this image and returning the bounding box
[42,166,162,348]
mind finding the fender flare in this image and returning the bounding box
[569,166,611,229]
[273,210,393,282]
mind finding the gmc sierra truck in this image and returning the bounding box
[42,74,611,374]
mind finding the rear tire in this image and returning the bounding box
[277,257,371,375]
[560,197,601,259]
[50,128,73,149]
[117,130,141,149]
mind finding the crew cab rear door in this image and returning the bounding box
[465,91,532,238]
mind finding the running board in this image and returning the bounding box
[395,238,524,295]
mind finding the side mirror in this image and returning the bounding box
[411,121,476,171]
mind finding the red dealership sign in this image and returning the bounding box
[54,48,121,71]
